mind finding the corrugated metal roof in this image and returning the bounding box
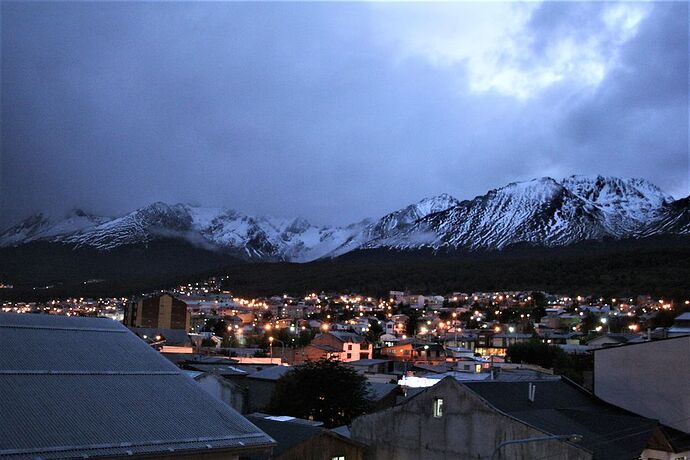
[247,416,324,457]
[366,382,398,401]
[187,364,248,376]
[0,313,274,459]
[247,365,292,381]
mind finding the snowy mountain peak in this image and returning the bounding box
[413,193,461,216]
[561,175,671,203]
[1,176,687,260]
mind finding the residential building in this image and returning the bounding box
[245,366,293,413]
[297,332,372,363]
[667,312,690,337]
[587,332,646,350]
[247,414,364,460]
[188,370,247,413]
[351,377,660,459]
[124,292,190,330]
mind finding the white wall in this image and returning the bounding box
[594,336,690,434]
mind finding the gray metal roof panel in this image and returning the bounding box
[0,313,274,458]
[248,366,292,381]
[0,322,175,374]
[247,417,324,457]
[366,382,399,401]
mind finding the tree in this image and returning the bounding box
[506,339,591,384]
[365,319,383,344]
[579,311,599,334]
[529,291,547,322]
[506,340,567,369]
[222,332,238,348]
[267,358,371,427]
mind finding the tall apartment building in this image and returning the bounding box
[124,293,190,330]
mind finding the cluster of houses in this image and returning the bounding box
[2,309,690,459]
[3,286,690,459]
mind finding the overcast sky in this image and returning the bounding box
[1,1,688,227]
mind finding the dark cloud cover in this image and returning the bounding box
[1,1,687,227]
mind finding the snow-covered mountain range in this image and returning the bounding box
[2,175,688,261]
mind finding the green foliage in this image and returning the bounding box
[649,308,687,329]
[506,340,592,384]
[579,312,599,334]
[267,358,371,428]
[221,333,238,348]
[507,340,566,369]
[365,319,384,343]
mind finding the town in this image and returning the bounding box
[2,276,689,459]
[2,0,688,458]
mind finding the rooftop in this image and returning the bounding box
[326,331,367,343]
[248,365,292,381]
[463,379,657,460]
[247,414,358,458]
[0,313,274,459]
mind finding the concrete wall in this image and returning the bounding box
[194,373,246,414]
[594,336,690,434]
[350,378,591,460]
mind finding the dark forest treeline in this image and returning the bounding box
[222,239,690,299]
[1,235,689,301]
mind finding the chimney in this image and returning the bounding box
[528,383,536,402]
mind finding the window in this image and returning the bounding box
[433,398,444,418]
[332,457,345,460]
[346,353,351,359]
[347,344,353,350]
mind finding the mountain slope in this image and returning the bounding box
[0,176,687,262]
[364,175,676,251]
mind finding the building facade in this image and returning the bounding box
[125,292,190,330]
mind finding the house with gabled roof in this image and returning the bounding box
[351,376,665,459]
[246,413,364,460]
[295,331,372,363]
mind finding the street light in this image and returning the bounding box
[491,434,582,459]
[268,336,286,362]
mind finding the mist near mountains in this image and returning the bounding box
[2,176,688,263]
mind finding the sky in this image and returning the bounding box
[1,1,688,227]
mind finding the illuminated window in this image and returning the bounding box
[332,457,345,460]
[433,398,444,418]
